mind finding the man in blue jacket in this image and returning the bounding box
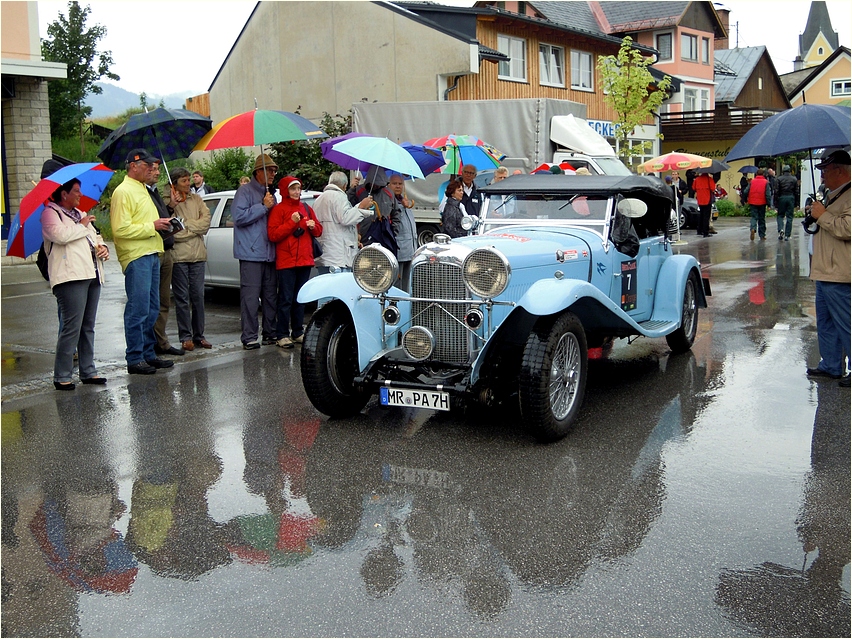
[233,154,278,349]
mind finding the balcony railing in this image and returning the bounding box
[660,107,783,142]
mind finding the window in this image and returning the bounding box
[681,33,698,62]
[684,87,709,112]
[758,77,763,90]
[656,33,673,61]
[498,35,527,81]
[701,38,710,64]
[571,50,594,90]
[539,44,565,86]
[831,79,851,96]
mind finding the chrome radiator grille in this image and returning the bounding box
[411,261,469,363]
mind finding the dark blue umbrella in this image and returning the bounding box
[725,104,850,161]
[97,107,212,170]
[737,165,759,174]
[385,142,445,179]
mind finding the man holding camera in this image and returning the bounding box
[110,149,178,375]
[805,148,851,387]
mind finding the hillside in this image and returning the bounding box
[85,82,198,119]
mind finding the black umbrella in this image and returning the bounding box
[737,165,759,174]
[97,107,212,171]
[695,159,730,174]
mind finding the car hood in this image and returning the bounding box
[460,227,599,270]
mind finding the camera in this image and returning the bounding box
[802,192,823,235]
[293,226,305,237]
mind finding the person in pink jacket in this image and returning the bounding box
[41,178,110,389]
[267,176,322,348]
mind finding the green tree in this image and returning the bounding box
[41,1,119,149]
[196,148,254,192]
[598,36,672,165]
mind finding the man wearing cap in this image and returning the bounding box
[805,148,851,387]
[232,153,279,350]
[110,149,177,374]
[775,165,798,241]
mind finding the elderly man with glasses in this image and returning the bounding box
[232,153,280,350]
[109,148,178,375]
[458,164,482,217]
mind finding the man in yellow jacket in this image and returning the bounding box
[110,148,178,375]
[805,148,851,387]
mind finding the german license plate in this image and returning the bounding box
[379,387,450,411]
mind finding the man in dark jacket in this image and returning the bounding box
[459,164,482,216]
[232,154,279,349]
[775,165,798,240]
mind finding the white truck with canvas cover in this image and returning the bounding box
[351,99,630,244]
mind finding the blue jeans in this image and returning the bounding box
[814,280,851,376]
[277,266,311,339]
[750,204,767,238]
[172,261,206,342]
[776,195,795,237]
[124,254,160,365]
[53,278,101,382]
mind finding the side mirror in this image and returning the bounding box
[617,198,648,218]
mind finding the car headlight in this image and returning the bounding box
[353,245,399,294]
[462,248,511,298]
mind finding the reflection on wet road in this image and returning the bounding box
[2,222,849,636]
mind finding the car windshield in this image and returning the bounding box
[481,193,610,234]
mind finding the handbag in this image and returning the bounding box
[311,235,324,258]
[362,208,399,257]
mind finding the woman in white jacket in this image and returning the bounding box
[42,178,110,390]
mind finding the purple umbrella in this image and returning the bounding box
[320,132,372,171]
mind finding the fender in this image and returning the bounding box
[650,256,707,324]
[299,273,410,371]
[515,278,641,331]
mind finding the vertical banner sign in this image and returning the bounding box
[621,260,637,311]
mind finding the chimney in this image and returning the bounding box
[715,4,730,50]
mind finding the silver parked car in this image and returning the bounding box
[201,189,322,289]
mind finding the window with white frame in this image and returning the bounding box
[681,33,698,62]
[831,79,851,96]
[571,50,593,90]
[683,87,709,111]
[656,32,673,61]
[539,43,565,87]
[702,37,710,64]
[498,34,527,81]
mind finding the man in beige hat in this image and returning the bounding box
[232,153,279,349]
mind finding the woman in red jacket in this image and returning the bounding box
[268,176,322,348]
[692,172,716,238]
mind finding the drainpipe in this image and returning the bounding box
[443,76,460,101]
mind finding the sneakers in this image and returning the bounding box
[146,358,174,369]
[778,231,785,240]
[261,338,277,346]
[750,229,755,241]
[277,337,294,348]
[806,367,844,379]
[128,361,157,375]
[243,342,260,350]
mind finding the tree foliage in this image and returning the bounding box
[196,148,254,192]
[268,111,353,191]
[41,1,119,139]
[598,36,672,161]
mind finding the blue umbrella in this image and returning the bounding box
[97,107,212,170]
[725,104,850,161]
[737,165,759,174]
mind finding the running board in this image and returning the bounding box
[636,319,678,336]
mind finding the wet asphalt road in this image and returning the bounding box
[1,218,849,637]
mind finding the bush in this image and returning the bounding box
[196,148,253,192]
[715,199,739,217]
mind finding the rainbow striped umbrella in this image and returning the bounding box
[423,134,505,174]
[193,109,328,151]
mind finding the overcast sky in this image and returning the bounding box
[37,0,852,98]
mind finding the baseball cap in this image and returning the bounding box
[125,148,159,165]
[815,148,851,169]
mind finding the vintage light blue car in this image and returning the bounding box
[298,174,710,442]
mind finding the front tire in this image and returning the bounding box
[519,313,588,443]
[416,224,440,247]
[666,272,700,354]
[300,302,370,418]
